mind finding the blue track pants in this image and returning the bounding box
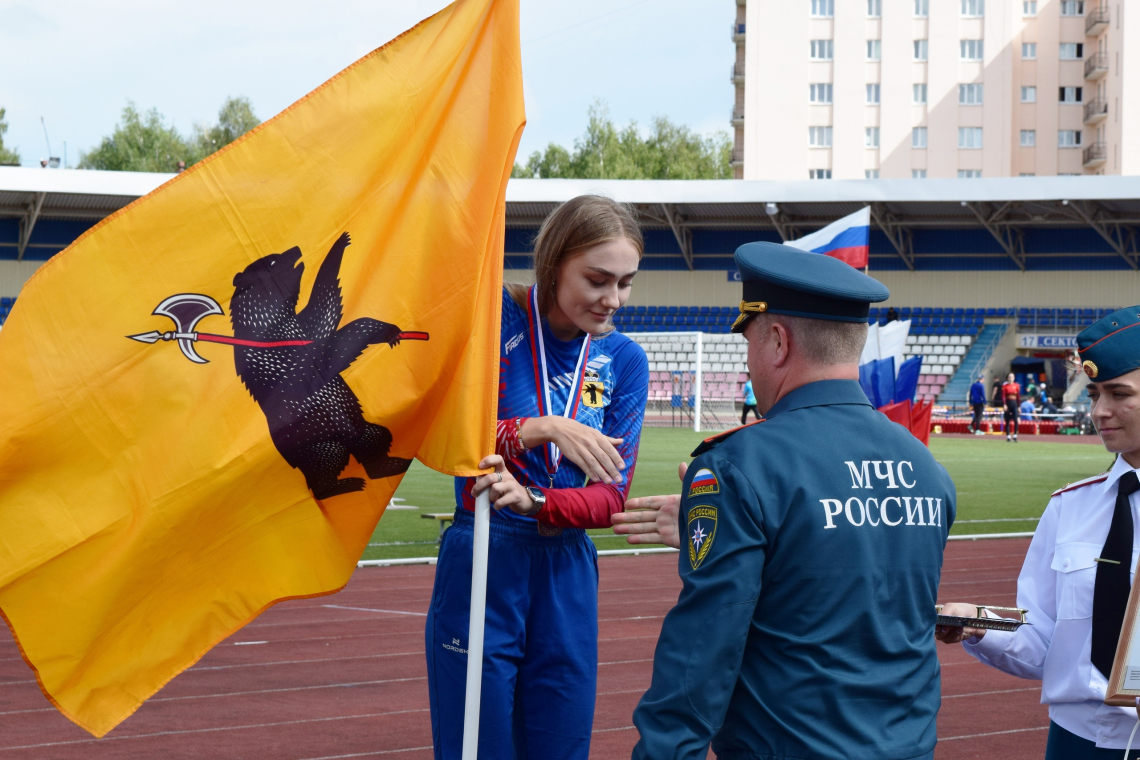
[426,508,599,760]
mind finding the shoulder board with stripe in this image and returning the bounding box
[1052,474,1109,497]
[690,420,765,458]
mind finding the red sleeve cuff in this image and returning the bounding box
[535,482,626,530]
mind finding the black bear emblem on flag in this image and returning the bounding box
[129,232,428,499]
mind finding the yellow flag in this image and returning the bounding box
[0,0,522,737]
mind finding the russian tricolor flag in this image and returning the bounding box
[785,207,870,269]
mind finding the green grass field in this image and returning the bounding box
[360,430,1114,561]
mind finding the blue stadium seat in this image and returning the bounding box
[952,317,963,326]
[1059,308,1073,318]
[699,306,710,315]
[985,308,997,316]
[963,308,975,316]
[1058,317,1073,327]
[633,306,646,314]
[931,307,943,316]
[666,306,679,315]
[996,308,1009,317]
[869,308,880,317]
[922,308,933,316]
[1018,308,1031,317]
[645,306,658,315]
[1019,317,1030,326]
[935,327,947,335]
[953,308,965,316]
[899,307,912,316]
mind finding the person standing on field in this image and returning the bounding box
[1002,372,1022,442]
[740,371,758,424]
[611,242,956,760]
[968,374,987,434]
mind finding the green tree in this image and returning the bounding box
[78,103,196,172]
[193,96,260,158]
[0,108,20,166]
[79,97,260,172]
[512,103,732,180]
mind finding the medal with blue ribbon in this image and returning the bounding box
[527,285,591,485]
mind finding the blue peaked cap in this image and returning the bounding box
[1077,306,1140,381]
[731,241,890,332]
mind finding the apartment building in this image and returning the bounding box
[733,0,1139,180]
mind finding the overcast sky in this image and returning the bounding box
[0,0,735,168]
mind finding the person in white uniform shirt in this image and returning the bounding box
[938,305,1140,759]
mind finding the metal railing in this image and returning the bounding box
[731,22,746,38]
[1086,4,1110,34]
[730,108,744,124]
[1083,142,1108,166]
[730,148,744,164]
[1084,51,1109,78]
[730,64,744,83]
[1084,97,1108,122]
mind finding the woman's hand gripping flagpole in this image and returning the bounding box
[461,486,491,760]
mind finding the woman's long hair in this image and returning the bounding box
[506,195,644,315]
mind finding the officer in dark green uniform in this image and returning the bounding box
[616,242,957,760]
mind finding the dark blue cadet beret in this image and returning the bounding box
[731,241,890,333]
[1077,306,1140,381]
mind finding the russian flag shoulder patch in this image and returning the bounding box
[688,468,720,498]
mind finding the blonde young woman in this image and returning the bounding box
[425,196,649,760]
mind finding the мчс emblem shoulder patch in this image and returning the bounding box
[688,468,719,497]
[687,505,718,569]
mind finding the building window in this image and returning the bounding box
[865,169,880,178]
[867,40,882,61]
[914,39,929,61]
[958,170,982,178]
[809,169,833,179]
[866,127,880,148]
[1023,1,1037,15]
[1058,129,1083,147]
[1060,1,1084,15]
[959,84,984,105]
[810,83,834,103]
[961,40,984,61]
[959,127,983,148]
[1059,86,1083,103]
[912,127,928,148]
[914,0,929,16]
[811,40,835,60]
[912,169,927,178]
[1021,86,1037,102]
[961,0,984,17]
[867,0,882,17]
[913,83,928,104]
[1020,172,1036,176]
[1020,130,1036,146]
[811,0,839,16]
[1022,42,1037,59]
[809,126,833,147]
[1059,43,1084,60]
[866,84,881,104]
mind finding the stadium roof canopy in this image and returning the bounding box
[4,166,1140,272]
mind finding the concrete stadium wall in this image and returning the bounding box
[508,268,1140,308]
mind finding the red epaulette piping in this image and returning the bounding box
[1052,475,1109,497]
[702,419,765,444]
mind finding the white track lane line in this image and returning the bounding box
[939,725,1049,741]
[322,605,427,617]
[0,677,429,716]
[943,687,1039,699]
[0,709,431,752]
[190,651,423,672]
[295,748,433,760]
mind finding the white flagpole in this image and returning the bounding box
[461,490,491,760]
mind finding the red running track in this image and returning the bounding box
[0,538,1044,759]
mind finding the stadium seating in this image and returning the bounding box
[0,297,15,325]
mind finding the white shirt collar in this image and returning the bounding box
[1100,454,1140,495]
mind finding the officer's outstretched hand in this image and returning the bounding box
[935,602,987,644]
[611,462,686,549]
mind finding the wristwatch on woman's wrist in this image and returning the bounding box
[523,486,546,516]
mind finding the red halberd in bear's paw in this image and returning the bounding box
[229,232,412,499]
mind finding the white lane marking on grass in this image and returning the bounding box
[233,641,268,646]
[938,725,1048,741]
[0,709,432,751]
[956,517,1041,523]
[190,651,423,672]
[323,605,427,617]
